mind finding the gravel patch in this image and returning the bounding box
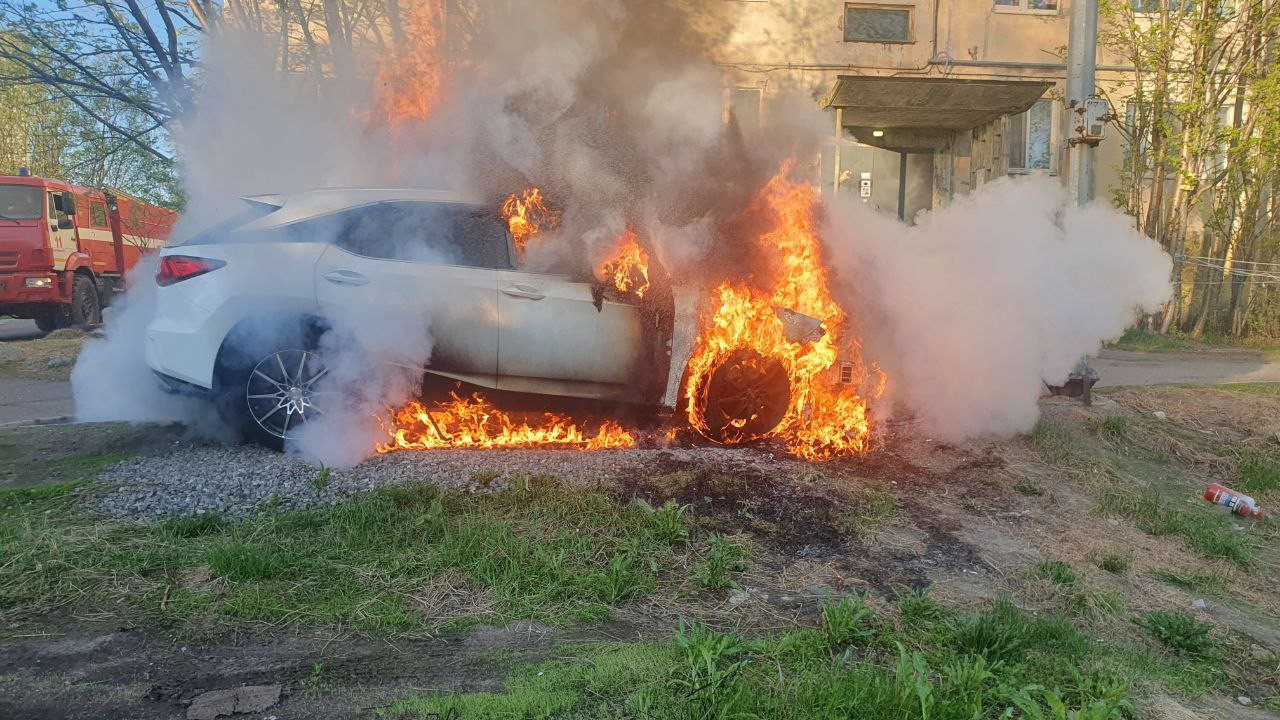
[93,442,817,519]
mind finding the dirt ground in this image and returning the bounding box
[2,385,1279,719]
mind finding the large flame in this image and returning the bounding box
[685,168,876,460]
[378,392,635,452]
[599,227,651,298]
[371,1,447,129]
[501,188,559,257]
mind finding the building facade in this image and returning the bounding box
[713,0,1146,220]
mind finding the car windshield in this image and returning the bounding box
[0,185,43,220]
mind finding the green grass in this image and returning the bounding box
[1152,569,1226,597]
[1097,553,1132,574]
[1032,420,1076,464]
[1236,452,1280,496]
[1109,328,1205,353]
[1134,611,1218,658]
[0,478,699,631]
[839,490,901,537]
[691,535,748,591]
[1219,382,1280,398]
[1097,489,1254,567]
[1086,417,1130,442]
[1037,560,1080,588]
[387,595,1224,719]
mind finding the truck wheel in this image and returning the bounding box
[33,310,58,333]
[691,348,791,445]
[68,274,101,326]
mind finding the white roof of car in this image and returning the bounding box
[238,188,485,230]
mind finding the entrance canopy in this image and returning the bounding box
[827,75,1052,152]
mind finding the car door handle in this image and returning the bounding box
[502,284,545,300]
[323,270,369,287]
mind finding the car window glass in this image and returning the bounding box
[335,202,512,269]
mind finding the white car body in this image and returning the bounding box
[146,189,686,429]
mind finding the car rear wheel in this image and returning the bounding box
[241,349,330,448]
[215,318,336,451]
[691,348,791,445]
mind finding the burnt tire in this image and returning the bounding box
[692,348,790,445]
[67,274,101,326]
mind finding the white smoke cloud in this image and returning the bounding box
[823,175,1172,441]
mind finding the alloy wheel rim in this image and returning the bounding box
[245,350,330,440]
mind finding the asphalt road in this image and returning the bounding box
[1092,347,1280,387]
[0,318,43,342]
[0,376,74,425]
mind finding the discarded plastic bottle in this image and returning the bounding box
[1204,483,1264,519]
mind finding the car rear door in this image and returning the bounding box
[313,202,504,383]
[495,270,646,394]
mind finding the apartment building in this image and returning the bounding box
[715,0,1141,220]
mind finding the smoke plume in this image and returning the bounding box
[824,176,1172,441]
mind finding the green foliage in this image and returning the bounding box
[671,620,751,717]
[1038,560,1080,588]
[692,535,748,591]
[896,587,946,626]
[1134,611,1217,658]
[390,597,1161,720]
[1152,569,1225,597]
[311,468,331,495]
[206,542,293,581]
[159,514,224,539]
[821,594,877,647]
[1097,489,1253,566]
[1236,452,1280,496]
[0,481,696,631]
[1032,421,1075,464]
[1086,417,1129,442]
[632,498,690,546]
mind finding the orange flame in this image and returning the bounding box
[501,188,559,257]
[685,167,876,460]
[372,2,446,128]
[599,227,651,298]
[378,392,635,452]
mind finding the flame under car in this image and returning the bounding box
[146,188,821,450]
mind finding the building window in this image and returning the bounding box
[1131,0,1196,13]
[1009,99,1054,172]
[89,202,108,227]
[728,87,762,135]
[994,0,1059,11]
[843,4,913,42]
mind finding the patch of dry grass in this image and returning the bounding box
[0,332,86,381]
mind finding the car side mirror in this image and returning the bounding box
[57,217,73,230]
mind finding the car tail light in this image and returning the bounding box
[156,255,225,286]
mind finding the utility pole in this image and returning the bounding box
[1064,0,1099,207]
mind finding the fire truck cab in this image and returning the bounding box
[0,171,176,331]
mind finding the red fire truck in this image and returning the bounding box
[0,171,176,331]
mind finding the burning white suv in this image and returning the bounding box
[147,188,808,449]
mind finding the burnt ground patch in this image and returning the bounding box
[616,453,852,550]
[0,620,579,720]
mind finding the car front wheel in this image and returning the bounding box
[690,348,791,445]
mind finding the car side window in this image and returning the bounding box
[334,202,512,270]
